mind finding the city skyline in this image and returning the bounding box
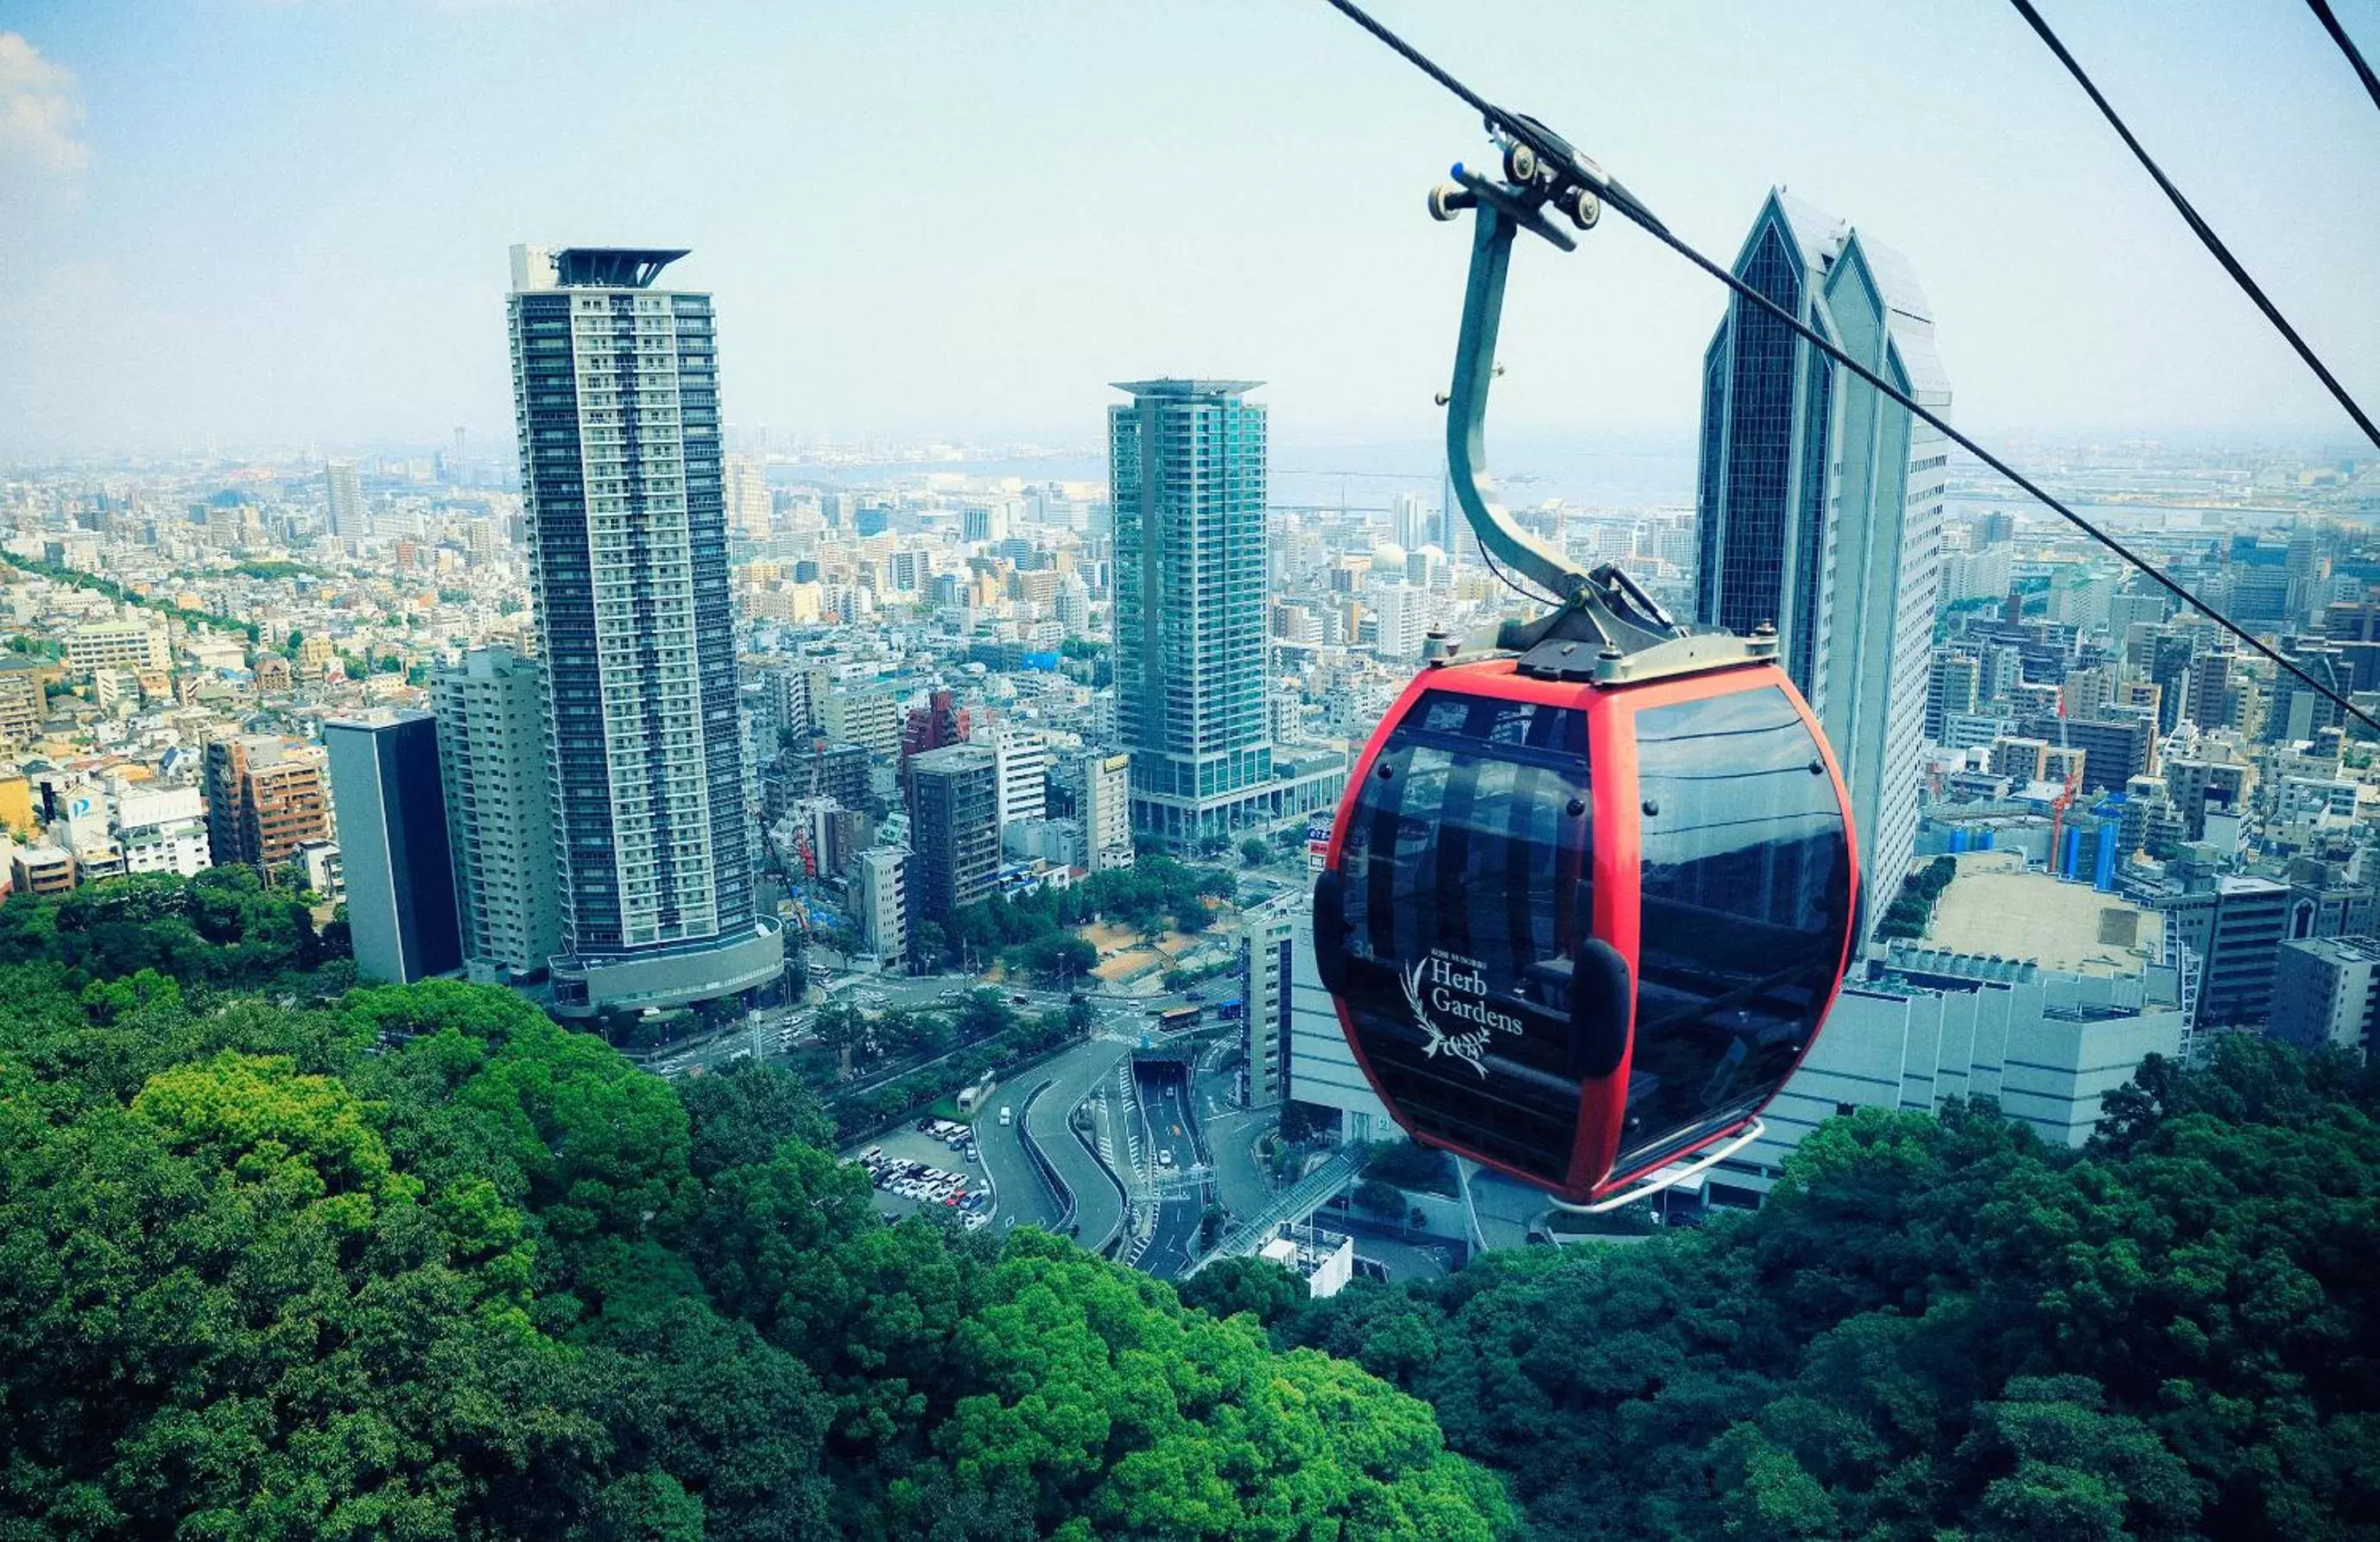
[2,9,2377,1534]
[4,3,2377,460]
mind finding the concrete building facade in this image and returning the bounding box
[1723,944,2187,1204]
[117,787,211,876]
[203,735,332,874]
[1238,892,1296,1107]
[2269,935,2380,1056]
[1282,895,1393,1141]
[854,845,908,970]
[907,743,999,926]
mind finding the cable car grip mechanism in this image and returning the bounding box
[1428,125,1776,689]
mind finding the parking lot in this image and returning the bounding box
[847,1120,992,1231]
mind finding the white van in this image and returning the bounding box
[998,1106,1013,1127]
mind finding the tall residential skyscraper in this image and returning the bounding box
[507,244,781,1016]
[1109,378,1272,845]
[1926,649,1982,740]
[325,711,462,984]
[724,453,771,540]
[1693,190,1946,912]
[433,646,562,983]
[326,458,368,541]
[1434,464,1464,574]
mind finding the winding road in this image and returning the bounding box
[1020,1038,1132,1254]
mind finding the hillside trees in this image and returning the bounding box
[0,865,339,990]
[934,857,1237,973]
[1281,1037,2380,1540]
[0,873,1512,1539]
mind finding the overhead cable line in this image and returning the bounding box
[2007,0,2379,449]
[2307,0,2380,114]
[1317,0,2380,738]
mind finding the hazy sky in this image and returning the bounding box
[2,2,2375,460]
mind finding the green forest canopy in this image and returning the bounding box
[0,872,1509,1540]
[3,869,2377,1539]
[1228,1036,2380,1542]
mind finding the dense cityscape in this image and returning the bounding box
[5,5,2379,1539]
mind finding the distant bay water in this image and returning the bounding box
[794,429,1700,514]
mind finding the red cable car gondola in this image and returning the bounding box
[1312,133,1861,1211]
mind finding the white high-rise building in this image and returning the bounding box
[854,846,908,968]
[1391,490,1427,553]
[1053,572,1092,635]
[433,646,563,983]
[1110,378,1274,844]
[1240,893,1298,1106]
[326,458,368,541]
[1692,190,1946,917]
[1081,750,1134,871]
[987,726,1049,831]
[507,244,785,1014]
[1370,582,1427,664]
[725,454,772,540]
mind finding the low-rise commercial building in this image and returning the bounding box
[65,620,171,673]
[1720,866,2187,1205]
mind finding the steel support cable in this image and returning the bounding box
[2307,0,2380,115]
[2008,0,2379,449]
[1318,0,2380,738]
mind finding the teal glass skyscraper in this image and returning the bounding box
[1109,378,1273,846]
[1693,191,1947,915]
[506,244,781,1015]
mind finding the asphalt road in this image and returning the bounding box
[1197,1105,1277,1222]
[649,1005,814,1078]
[971,1080,1063,1236]
[1185,1032,1280,1228]
[1022,1037,1132,1254]
[967,1002,1154,1243]
[1135,1060,1205,1280]
[642,977,1168,1259]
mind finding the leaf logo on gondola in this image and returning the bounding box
[1403,957,1492,1078]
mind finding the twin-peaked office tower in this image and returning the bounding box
[1693,190,1948,917]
